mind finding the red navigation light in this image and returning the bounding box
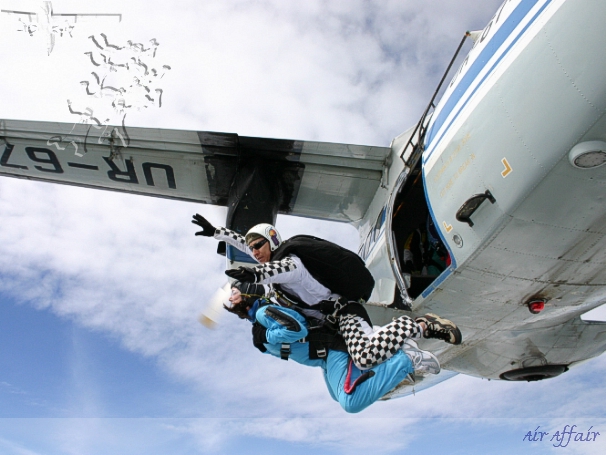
[528,300,545,314]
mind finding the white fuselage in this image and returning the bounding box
[359,0,606,389]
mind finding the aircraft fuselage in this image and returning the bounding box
[360,0,606,393]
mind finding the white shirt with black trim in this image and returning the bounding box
[214,227,337,306]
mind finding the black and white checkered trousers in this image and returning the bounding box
[339,315,423,370]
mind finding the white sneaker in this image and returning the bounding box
[402,339,441,375]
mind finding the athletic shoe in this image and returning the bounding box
[415,313,462,345]
[402,339,441,375]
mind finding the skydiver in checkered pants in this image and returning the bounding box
[193,214,462,371]
[336,310,461,370]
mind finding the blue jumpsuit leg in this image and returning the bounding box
[324,350,414,413]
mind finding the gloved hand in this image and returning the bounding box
[192,213,216,237]
[225,266,258,283]
[252,323,268,352]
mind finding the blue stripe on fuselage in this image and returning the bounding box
[423,0,552,162]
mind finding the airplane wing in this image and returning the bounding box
[50,12,122,24]
[0,7,38,42]
[0,8,35,19]
[0,119,390,224]
[1,1,122,23]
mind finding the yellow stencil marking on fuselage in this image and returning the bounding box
[433,133,472,183]
[501,158,512,177]
[443,221,453,233]
[439,153,476,198]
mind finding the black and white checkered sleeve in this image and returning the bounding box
[252,257,298,282]
[214,227,253,257]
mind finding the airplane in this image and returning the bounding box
[1,0,121,55]
[2,0,606,399]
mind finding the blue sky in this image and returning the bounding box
[1,0,606,453]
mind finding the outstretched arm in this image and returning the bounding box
[192,213,256,260]
[214,226,253,257]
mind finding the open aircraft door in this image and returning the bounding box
[357,124,439,310]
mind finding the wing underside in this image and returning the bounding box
[0,119,390,223]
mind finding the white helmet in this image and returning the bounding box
[245,223,282,251]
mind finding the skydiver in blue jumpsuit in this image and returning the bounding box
[225,281,441,413]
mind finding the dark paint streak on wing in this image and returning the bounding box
[198,131,304,213]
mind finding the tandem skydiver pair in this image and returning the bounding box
[192,214,462,412]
